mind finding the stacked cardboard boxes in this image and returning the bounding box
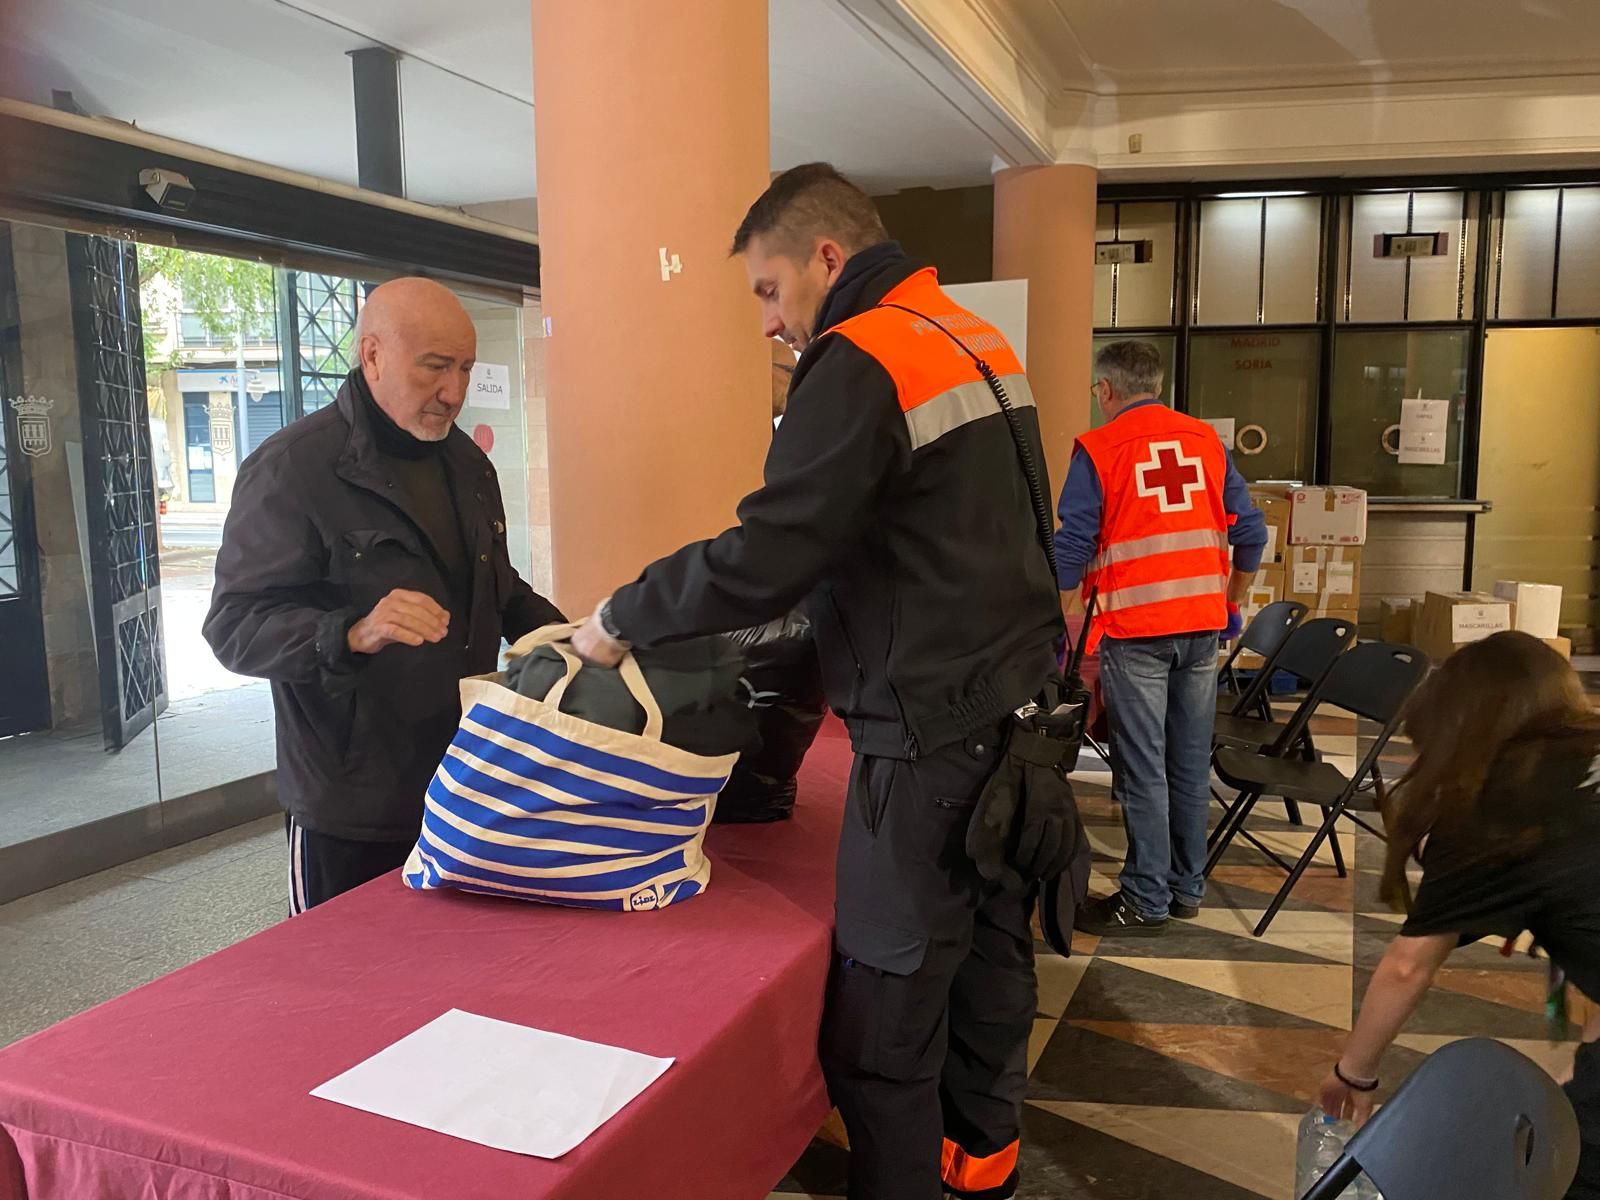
[1233,483,1367,667]
[1410,582,1569,661]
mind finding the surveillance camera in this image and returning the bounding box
[138,168,197,214]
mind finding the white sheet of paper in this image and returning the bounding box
[468,362,512,410]
[1398,397,1448,465]
[1202,416,1237,450]
[311,1009,674,1159]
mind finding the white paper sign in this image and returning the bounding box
[1293,563,1320,593]
[1202,416,1237,451]
[311,1009,674,1159]
[1325,563,1356,596]
[469,363,512,410]
[1398,398,1449,465]
[1450,603,1512,644]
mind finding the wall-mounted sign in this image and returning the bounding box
[8,394,53,457]
[207,397,235,458]
[469,362,511,410]
[1094,240,1155,266]
[1397,397,1449,465]
[1201,416,1237,450]
[1373,232,1450,259]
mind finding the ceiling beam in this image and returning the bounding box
[828,0,1060,168]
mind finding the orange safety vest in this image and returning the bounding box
[1076,403,1231,647]
[826,267,1030,450]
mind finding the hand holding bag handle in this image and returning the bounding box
[504,622,667,742]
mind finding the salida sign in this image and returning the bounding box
[468,363,511,410]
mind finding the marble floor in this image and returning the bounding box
[773,698,1585,1200]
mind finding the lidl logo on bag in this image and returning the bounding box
[628,887,662,912]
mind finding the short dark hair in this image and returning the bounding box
[730,162,889,259]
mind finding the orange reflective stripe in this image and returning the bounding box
[941,1137,1019,1193]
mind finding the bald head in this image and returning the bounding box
[356,277,477,442]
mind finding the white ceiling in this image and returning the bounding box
[1001,0,1600,95]
[5,0,1596,213]
[0,0,1003,211]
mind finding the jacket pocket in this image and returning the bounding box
[815,588,865,713]
[334,528,431,608]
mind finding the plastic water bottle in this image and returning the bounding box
[1294,1108,1382,1199]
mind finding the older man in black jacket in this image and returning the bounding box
[204,277,562,912]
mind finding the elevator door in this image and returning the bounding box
[1474,326,1600,642]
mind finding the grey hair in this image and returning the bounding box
[1094,340,1165,402]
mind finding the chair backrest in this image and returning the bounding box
[1271,617,1358,689]
[1345,1039,1579,1200]
[1221,600,1309,713]
[1312,641,1429,727]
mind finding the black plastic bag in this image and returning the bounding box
[504,635,756,758]
[715,613,827,823]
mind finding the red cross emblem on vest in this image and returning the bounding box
[1135,440,1205,513]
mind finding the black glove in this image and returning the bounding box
[966,706,1085,892]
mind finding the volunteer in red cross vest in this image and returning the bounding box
[1055,340,1267,937]
[571,163,1064,1200]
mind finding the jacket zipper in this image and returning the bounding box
[879,572,919,761]
[826,589,866,699]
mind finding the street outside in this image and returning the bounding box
[157,509,250,702]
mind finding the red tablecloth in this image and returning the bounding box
[0,734,851,1200]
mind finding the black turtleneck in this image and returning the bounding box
[354,370,471,614]
[812,240,908,338]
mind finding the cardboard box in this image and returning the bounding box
[1251,494,1292,566]
[1545,635,1574,661]
[1415,591,1513,661]
[1231,566,1285,670]
[1379,597,1416,644]
[1285,546,1362,613]
[1494,581,1563,640]
[1289,486,1368,546]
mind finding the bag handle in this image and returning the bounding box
[508,622,666,742]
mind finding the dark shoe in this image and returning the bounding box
[1170,899,1201,920]
[1073,892,1167,937]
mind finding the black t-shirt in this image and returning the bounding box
[1402,739,1600,1001]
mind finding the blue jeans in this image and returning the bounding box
[1099,632,1218,920]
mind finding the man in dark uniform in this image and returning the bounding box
[572,164,1062,1200]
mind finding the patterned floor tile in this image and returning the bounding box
[776,681,1577,1196]
[1028,1101,1300,1199]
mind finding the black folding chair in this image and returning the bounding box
[1217,599,1308,721]
[1211,616,1357,847]
[1300,1038,1579,1200]
[1206,641,1428,937]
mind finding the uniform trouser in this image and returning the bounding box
[821,729,1036,1200]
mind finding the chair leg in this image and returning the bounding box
[1253,802,1345,937]
[1282,798,1304,826]
[1205,788,1262,876]
[1207,785,1250,850]
[1326,818,1347,879]
[1237,828,1297,874]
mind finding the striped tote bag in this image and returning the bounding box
[403,624,739,911]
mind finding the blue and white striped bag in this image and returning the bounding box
[403,624,739,911]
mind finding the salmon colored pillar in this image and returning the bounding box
[531,0,770,617]
[992,164,1098,488]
